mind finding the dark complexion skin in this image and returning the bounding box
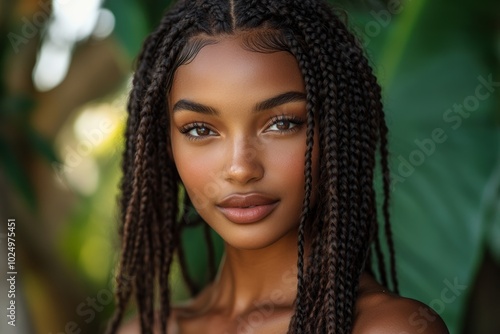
[169,35,317,334]
[119,35,448,334]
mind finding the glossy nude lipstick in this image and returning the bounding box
[216,193,279,224]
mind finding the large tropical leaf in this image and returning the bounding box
[340,0,500,332]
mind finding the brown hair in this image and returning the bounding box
[108,0,398,333]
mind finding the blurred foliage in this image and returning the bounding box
[0,0,498,333]
[0,94,60,210]
[103,0,176,58]
[339,0,500,333]
[0,2,60,210]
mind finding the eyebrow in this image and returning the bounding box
[172,100,218,115]
[254,91,306,112]
[172,91,307,115]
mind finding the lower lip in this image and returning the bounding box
[217,202,279,224]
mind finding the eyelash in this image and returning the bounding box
[178,115,305,141]
[179,122,217,141]
[266,114,305,134]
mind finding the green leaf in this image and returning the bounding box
[341,0,500,333]
[179,208,224,294]
[103,0,153,59]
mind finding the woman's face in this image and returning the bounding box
[169,36,319,250]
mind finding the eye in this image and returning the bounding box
[180,122,218,139]
[189,126,213,137]
[268,119,295,131]
[266,115,304,133]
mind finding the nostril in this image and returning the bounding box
[222,138,265,184]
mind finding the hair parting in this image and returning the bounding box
[108,0,398,333]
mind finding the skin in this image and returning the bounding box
[118,34,449,334]
[169,35,319,252]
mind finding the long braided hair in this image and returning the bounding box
[108,0,398,333]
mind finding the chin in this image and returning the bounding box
[217,227,297,251]
[225,238,277,251]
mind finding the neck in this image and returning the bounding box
[208,229,308,318]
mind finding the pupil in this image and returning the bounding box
[197,127,209,136]
[277,120,289,130]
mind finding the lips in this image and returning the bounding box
[216,193,279,224]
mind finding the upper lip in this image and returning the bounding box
[217,193,279,208]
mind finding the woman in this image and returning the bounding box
[108,0,449,333]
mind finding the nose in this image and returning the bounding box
[223,135,265,184]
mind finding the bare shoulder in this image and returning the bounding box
[354,294,449,334]
[354,275,449,334]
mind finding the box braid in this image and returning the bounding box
[108,0,398,333]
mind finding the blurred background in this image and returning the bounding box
[0,0,498,333]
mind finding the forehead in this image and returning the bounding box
[170,36,305,102]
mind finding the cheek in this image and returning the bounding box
[266,139,307,189]
[272,150,305,180]
[268,132,319,205]
[171,139,224,206]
